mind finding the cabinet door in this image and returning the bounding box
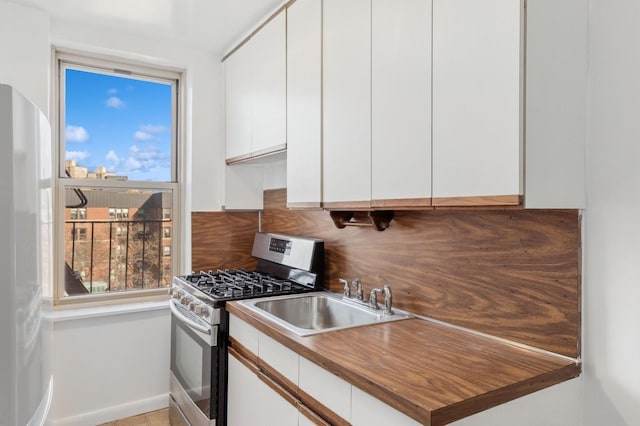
[298,357,351,422]
[371,0,432,207]
[227,354,298,426]
[250,12,287,156]
[225,12,286,163]
[322,0,371,208]
[432,0,523,206]
[286,0,322,208]
[351,386,421,426]
[225,43,253,161]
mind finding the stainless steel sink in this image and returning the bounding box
[239,292,412,336]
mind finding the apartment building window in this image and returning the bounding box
[109,207,129,220]
[56,50,181,304]
[75,228,87,241]
[70,208,87,220]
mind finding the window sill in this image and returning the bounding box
[50,300,169,322]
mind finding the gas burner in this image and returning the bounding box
[178,269,304,303]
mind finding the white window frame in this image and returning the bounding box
[53,49,184,307]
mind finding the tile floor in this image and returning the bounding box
[98,408,170,426]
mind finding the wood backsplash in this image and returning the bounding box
[191,211,259,271]
[193,189,581,358]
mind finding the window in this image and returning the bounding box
[69,208,87,220]
[75,228,87,241]
[109,208,129,220]
[56,50,181,304]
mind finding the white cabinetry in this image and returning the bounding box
[371,0,432,207]
[298,356,352,421]
[431,0,586,208]
[432,0,523,206]
[351,386,421,426]
[286,0,322,208]
[225,11,286,163]
[322,0,372,208]
[321,0,433,209]
[524,0,586,208]
[228,314,424,425]
[227,354,298,426]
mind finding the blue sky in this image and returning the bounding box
[65,68,173,182]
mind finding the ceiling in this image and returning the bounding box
[8,0,284,55]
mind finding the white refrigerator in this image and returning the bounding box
[0,84,53,425]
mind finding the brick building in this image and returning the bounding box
[64,162,173,295]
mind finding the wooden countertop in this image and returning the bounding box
[226,301,581,425]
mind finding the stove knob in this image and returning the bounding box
[179,295,190,305]
[194,305,208,316]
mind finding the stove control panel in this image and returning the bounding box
[269,237,292,255]
[252,232,323,272]
[169,281,219,325]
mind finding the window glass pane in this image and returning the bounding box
[64,68,173,182]
[64,187,173,296]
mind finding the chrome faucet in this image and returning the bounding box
[382,284,392,315]
[339,278,350,298]
[369,284,393,315]
[369,288,381,310]
[351,278,363,301]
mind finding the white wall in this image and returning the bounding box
[0,1,50,117]
[48,305,170,426]
[583,1,640,425]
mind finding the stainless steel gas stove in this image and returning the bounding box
[169,232,324,426]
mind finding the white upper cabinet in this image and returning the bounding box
[286,0,322,208]
[524,0,586,208]
[225,44,252,160]
[371,0,432,207]
[234,0,585,209]
[322,0,372,208]
[225,11,286,163]
[432,0,523,206]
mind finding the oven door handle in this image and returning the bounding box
[169,299,212,335]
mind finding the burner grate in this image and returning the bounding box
[182,269,299,301]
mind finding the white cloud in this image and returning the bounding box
[106,145,170,181]
[65,125,90,143]
[133,124,168,142]
[66,150,90,162]
[105,150,120,166]
[123,157,143,170]
[133,130,155,141]
[140,124,168,133]
[107,88,118,95]
[106,96,125,109]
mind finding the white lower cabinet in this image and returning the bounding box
[297,412,318,426]
[227,353,298,426]
[259,333,299,384]
[298,356,352,422]
[351,386,421,426]
[229,314,419,425]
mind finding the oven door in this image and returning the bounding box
[169,300,218,426]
